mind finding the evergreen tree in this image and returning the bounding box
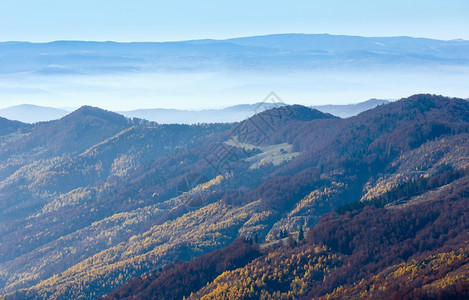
[298,227,304,241]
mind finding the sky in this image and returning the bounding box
[1,0,468,42]
[0,1,468,111]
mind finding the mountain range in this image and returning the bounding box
[0,99,389,124]
[1,34,468,111]
[0,94,468,299]
[119,98,390,122]
[2,34,469,75]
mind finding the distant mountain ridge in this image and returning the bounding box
[0,104,70,123]
[312,98,390,118]
[1,34,468,113]
[1,34,469,75]
[0,99,390,124]
[117,103,285,124]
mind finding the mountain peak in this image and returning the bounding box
[358,98,390,106]
[230,104,337,146]
[252,104,338,123]
[64,105,129,126]
[391,94,468,114]
[18,106,132,155]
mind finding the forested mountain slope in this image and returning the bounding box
[107,167,469,300]
[0,117,28,137]
[1,94,469,299]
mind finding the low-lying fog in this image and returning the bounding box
[1,65,468,110]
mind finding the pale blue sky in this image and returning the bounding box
[0,0,468,42]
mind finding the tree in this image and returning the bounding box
[298,227,304,241]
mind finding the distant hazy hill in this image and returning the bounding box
[312,98,390,118]
[118,103,284,124]
[1,34,468,75]
[0,104,70,123]
[120,99,389,123]
[0,99,389,124]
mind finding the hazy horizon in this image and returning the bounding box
[1,72,467,111]
[2,67,467,111]
[1,34,469,111]
[1,0,468,110]
[1,1,468,42]
[3,32,469,44]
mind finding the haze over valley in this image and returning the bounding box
[1,34,468,111]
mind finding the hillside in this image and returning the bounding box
[0,117,29,135]
[106,168,469,299]
[1,94,469,299]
